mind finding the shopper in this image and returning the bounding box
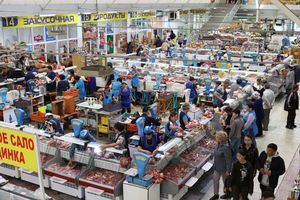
[221,106,233,135]
[120,82,131,114]
[257,143,286,195]
[68,69,76,84]
[262,83,275,131]
[46,66,57,92]
[106,62,115,87]
[285,65,295,94]
[210,131,232,200]
[251,91,264,137]
[56,74,70,96]
[242,102,258,146]
[155,36,162,47]
[239,135,258,176]
[229,109,244,158]
[74,75,86,100]
[129,65,139,102]
[100,86,113,105]
[185,76,197,103]
[137,126,161,156]
[230,149,254,200]
[284,84,299,129]
[164,112,182,142]
[131,106,161,128]
[183,35,188,46]
[179,103,191,130]
[161,40,170,52]
[101,122,129,155]
[212,81,223,107]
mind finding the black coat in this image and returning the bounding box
[239,144,259,171]
[285,91,299,111]
[257,151,285,188]
[231,161,254,194]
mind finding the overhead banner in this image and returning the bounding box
[81,12,128,23]
[129,10,156,19]
[2,14,78,28]
[0,127,37,172]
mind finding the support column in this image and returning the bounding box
[77,15,83,47]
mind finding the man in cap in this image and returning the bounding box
[43,113,64,135]
[137,126,161,156]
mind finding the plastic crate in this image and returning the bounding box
[102,102,121,112]
[101,116,109,126]
[30,111,46,123]
[99,125,109,134]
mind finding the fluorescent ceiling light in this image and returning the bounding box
[39,14,55,17]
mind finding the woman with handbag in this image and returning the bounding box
[231,149,254,200]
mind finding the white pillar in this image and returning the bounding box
[256,9,259,22]
[77,15,83,47]
[0,21,4,45]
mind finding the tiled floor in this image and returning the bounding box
[183,95,300,200]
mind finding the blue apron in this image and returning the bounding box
[141,133,158,153]
[121,87,131,108]
[164,121,179,141]
[130,70,139,88]
[102,91,112,104]
[243,111,258,136]
[111,81,122,97]
[186,81,196,100]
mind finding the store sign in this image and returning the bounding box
[129,10,156,19]
[180,9,207,16]
[0,127,37,172]
[2,14,78,28]
[81,12,128,23]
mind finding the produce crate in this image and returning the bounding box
[0,163,20,178]
[79,168,125,196]
[50,176,85,198]
[30,111,46,123]
[63,96,76,114]
[51,100,65,116]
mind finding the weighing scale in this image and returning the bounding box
[126,152,153,187]
[14,108,25,126]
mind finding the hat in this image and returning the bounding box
[45,113,53,117]
[144,126,154,135]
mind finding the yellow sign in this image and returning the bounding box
[129,11,156,19]
[2,14,78,28]
[180,9,207,16]
[81,12,128,23]
[0,127,37,172]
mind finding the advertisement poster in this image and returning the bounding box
[99,31,105,49]
[45,27,56,42]
[0,128,38,172]
[107,35,114,54]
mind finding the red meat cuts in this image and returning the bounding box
[198,137,217,150]
[40,154,53,165]
[162,162,193,183]
[39,137,70,149]
[83,169,124,186]
[46,163,81,177]
[186,120,205,129]
[180,147,210,166]
[147,169,164,184]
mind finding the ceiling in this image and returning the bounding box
[0,0,213,16]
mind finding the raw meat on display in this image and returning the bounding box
[198,137,217,150]
[82,169,124,186]
[40,154,53,165]
[46,163,81,177]
[39,137,70,149]
[186,120,205,129]
[203,111,213,119]
[162,162,193,183]
[147,169,164,184]
[180,147,210,166]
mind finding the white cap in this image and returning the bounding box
[45,113,53,117]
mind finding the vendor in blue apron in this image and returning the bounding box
[120,82,131,113]
[74,75,86,100]
[186,76,197,104]
[111,78,122,98]
[137,126,161,156]
[213,79,231,108]
[101,122,129,156]
[179,103,191,130]
[43,113,64,135]
[212,81,223,107]
[100,86,113,105]
[164,112,182,143]
[129,65,139,102]
[242,102,258,147]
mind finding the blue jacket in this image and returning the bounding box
[130,70,139,88]
[121,87,131,108]
[102,91,112,104]
[243,110,258,136]
[75,79,86,99]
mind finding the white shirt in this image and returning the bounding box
[262,89,275,109]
